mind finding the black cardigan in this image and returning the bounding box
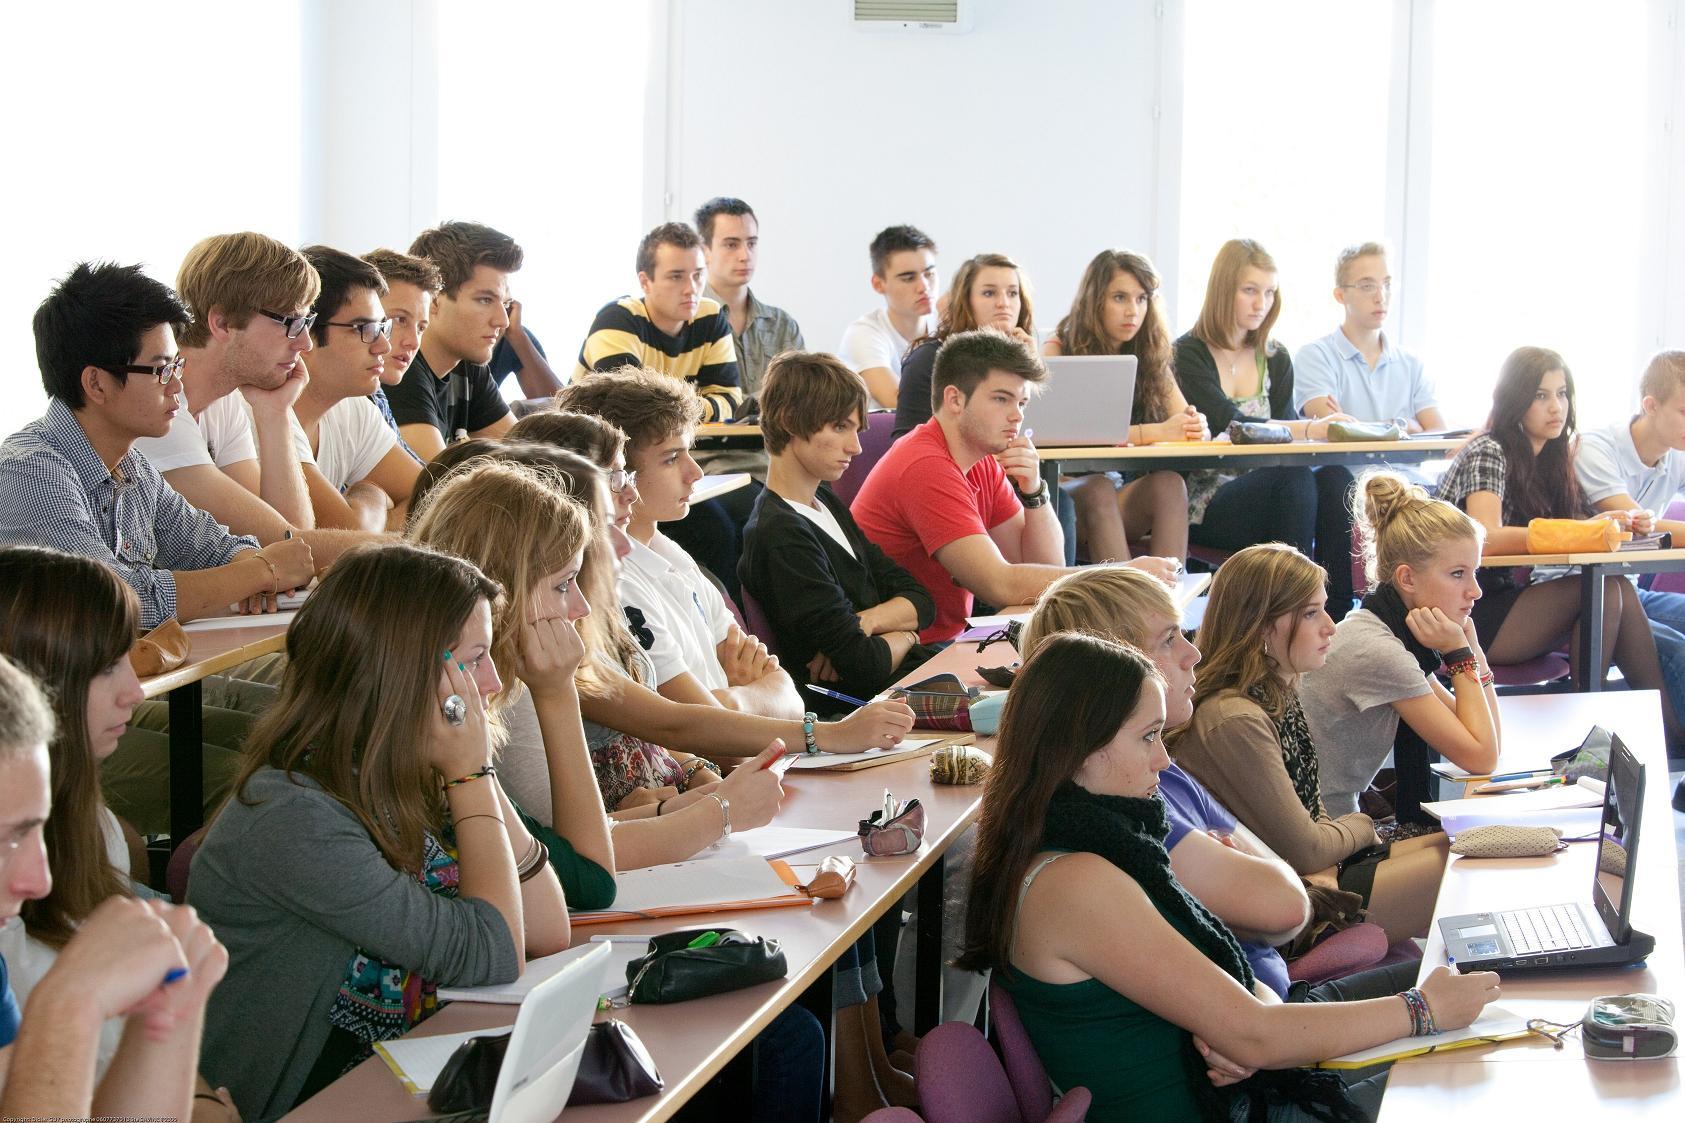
[1173,332,1296,432]
[893,340,939,438]
[739,485,937,715]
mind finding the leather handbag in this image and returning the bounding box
[129,619,191,677]
[1225,419,1293,445]
[427,1029,509,1114]
[858,798,925,856]
[566,1019,664,1106]
[624,928,787,1005]
[1325,419,1406,442]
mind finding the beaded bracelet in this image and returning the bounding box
[681,758,722,790]
[1399,987,1438,1036]
[443,764,496,789]
[1443,655,1482,680]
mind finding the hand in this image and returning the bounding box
[47,896,189,1025]
[1307,413,1356,440]
[994,432,1043,496]
[719,625,776,686]
[717,741,788,830]
[1000,324,1037,350]
[430,651,491,778]
[1458,611,1481,653]
[1193,1035,1257,1087]
[1124,555,1181,586]
[263,536,316,589]
[513,614,586,696]
[507,298,523,337]
[239,357,309,416]
[807,651,840,683]
[823,698,916,751]
[1404,606,1468,652]
[1416,965,1501,1031]
[1181,405,1210,440]
[1609,508,1654,535]
[139,901,228,1041]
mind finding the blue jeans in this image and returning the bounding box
[751,1004,824,1123]
[1637,588,1685,725]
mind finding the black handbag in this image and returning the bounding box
[427,1030,510,1114]
[624,927,788,1004]
[566,1019,665,1105]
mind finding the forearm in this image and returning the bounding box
[1225,994,1413,1070]
[509,335,563,398]
[296,527,385,572]
[533,687,616,875]
[1447,670,1501,773]
[170,553,273,620]
[447,779,525,961]
[714,670,804,719]
[491,784,570,956]
[345,481,393,533]
[91,1007,201,1123]
[1481,526,1533,553]
[1016,503,1066,566]
[1,983,103,1117]
[881,630,919,671]
[610,796,727,867]
[250,411,314,528]
[858,596,921,635]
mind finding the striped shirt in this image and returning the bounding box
[0,399,259,627]
[572,296,743,421]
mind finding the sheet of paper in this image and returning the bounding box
[696,825,859,862]
[964,611,1031,630]
[572,856,795,918]
[435,939,643,1005]
[182,609,299,633]
[1322,1004,1527,1067]
[374,1024,514,1093]
[1420,777,1604,820]
[785,737,941,770]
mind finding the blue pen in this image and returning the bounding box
[805,683,869,708]
[1486,769,1553,783]
[163,967,189,985]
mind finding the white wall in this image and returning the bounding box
[666,0,1166,354]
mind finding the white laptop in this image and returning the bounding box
[1031,355,1138,447]
[488,940,612,1123]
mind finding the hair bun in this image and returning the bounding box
[1362,472,1425,532]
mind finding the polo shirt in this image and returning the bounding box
[850,416,1020,643]
[1291,328,1436,423]
[292,395,398,491]
[1575,419,1685,514]
[837,307,928,408]
[573,296,743,422]
[616,530,735,690]
[384,349,509,441]
[702,285,804,397]
[0,944,20,1048]
[132,388,257,472]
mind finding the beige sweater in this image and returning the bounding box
[1172,689,1377,874]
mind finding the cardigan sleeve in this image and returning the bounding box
[1174,334,1246,431]
[1267,344,1296,422]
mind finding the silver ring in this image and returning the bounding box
[441,694,467,726]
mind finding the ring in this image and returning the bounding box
[441,694,467,726]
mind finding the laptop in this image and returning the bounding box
[1439,734,1655,972]
[488,940,612,1123]
[1030,356,1138,446]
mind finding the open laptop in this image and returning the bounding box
[1030,355,1138,446]
[487,940,612,1123]
[1439,733,1655,972]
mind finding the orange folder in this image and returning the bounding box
[569,859,815,927]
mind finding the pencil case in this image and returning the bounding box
[1526,517,1627,554]
[1225,420,1293,444]
[889,673,980,731]
[1325,420,1406,442]
[1449,824,1565,858]
[624,928,787,1004]
[859,798,925,856]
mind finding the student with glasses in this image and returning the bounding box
[1294,243,1445,433]
[292,246,423,531]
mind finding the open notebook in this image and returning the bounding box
[568,855,813,926]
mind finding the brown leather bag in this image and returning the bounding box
[129,619,190,678]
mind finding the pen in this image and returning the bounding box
[163,967,188,985]
[805,684,869,707]
[760,744,788,770]
[687,931,721,949]
[1485,769,1553,783]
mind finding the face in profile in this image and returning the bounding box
[1071,676,1170,799]
[313,287,392,398]
[703,212,758,290]
[105,322,185,438]
[86,650,145,760]
[0,745,53,919]
[381,281,432,385]
[433,266,511,366]
[1266,590,1335,675]
[1403,539,1482,621]
[228,303,313,390]
[874,249,938,321]
[788,414,864,484]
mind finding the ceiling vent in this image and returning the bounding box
[854,1,973,34]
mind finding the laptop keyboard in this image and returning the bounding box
[1500,904,1595,955]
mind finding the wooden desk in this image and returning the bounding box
[691,473,752,504]
[1380,690,1681,1117]
[140,619,288,847]
[1478,547,1685,690]
[1036,437,1458,493]
[694,422,763,448]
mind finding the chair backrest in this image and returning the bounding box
[165,826,208,904]
[1285,922,1389,986]
[834,409,899,509]
[1651,500,1685,593]
[739,585,782,658]
[861,1110,926,1123]
[988,980,1055,1122]
[915,1021,1023,1123]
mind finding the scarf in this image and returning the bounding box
[1361,582,1441,676]
[1247,684,1326,819]
[1041,785,1361,1123]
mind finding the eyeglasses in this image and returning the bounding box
[255,307,318,339]
[1340,281,1392,297]
[105,354,186,386]
[608,468,638,494]
[326,318,394,344]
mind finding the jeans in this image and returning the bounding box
[1189,465,1357,619]
[751,1004,824,1123]
[1637,588,1685,729]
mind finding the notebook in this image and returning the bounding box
[568,856,813,926]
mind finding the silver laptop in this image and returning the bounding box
[1439,734,1654,972]
[1031,355,1138,447]
[491,940,613,1123]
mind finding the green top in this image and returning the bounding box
[513,801,617,910]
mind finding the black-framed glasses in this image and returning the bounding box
[326,318,393,344]
[105,355,186,386]
[255,307,318,339]
[608,468,638,494]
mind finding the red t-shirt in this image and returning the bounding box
[851,417,1020,643]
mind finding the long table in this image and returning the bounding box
[1036,436,1460,492]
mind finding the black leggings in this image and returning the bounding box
[1189,466,1356,618]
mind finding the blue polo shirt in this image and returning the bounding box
[1292,327,1437,424]
[1,949,21,1047]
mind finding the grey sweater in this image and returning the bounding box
[189,768,518,1120]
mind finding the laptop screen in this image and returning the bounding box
[1591,735,1646,941]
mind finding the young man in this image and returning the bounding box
[741,352,937,715]
[486,312,560,400]
[1294,242,1444,431]
[0,655,225,1122]
[0,263,312,626]
[838,225,938,409]
[852,331,1178,643]
[360,247,442,461]
[387,221,519,459]
[294,247,422,530]
[695,196,805,397]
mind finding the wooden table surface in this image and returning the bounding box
[140,619,288,698]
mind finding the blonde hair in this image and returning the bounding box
[1356,471,1483,593]
[1335,241,1388,287]
[1022,567,1178,661]
[1192,238,1281,353]
[1186,544,1325,722]
[1639,350,1685,407]
[176,232,321,347]
[0,653,53,762]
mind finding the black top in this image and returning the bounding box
[892,339,940,438]
[739,485,937,715]
[1172,332,1295,432]
[384,350,510,440]
[486,327,548,387]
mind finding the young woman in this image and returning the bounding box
[1044,249,1206,563]
[1171,544,1448,946]
[1435,346,1681,745]
[190,543,572,1120]
[1176,239,1358,618]
[1301,473,1502,820]
[962,631,1500,1121]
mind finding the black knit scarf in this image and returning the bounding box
[1361,582,1441,676]
[1041,784,1362,1123]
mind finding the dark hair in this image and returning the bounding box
[0,546,140,949]
[555,365,704,460]
[1053,249,1176,425]
[302,246,388,346]
[869,225,937,277]
[507,410,629,469]
[914,253,1036,352]
[409,221,523,299]
[693,197,756,246]
[1486,346,1582,523]
[931,329,1047,411]
[361,248,444,295]
[959,633,1161,973]
[636,222,705,279]
[759,352,868,455]
[34,262,191,408]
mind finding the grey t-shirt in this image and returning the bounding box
[1299,608,1433,816]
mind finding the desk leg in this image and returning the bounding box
[168,682,204,849]
[914,852,945,1034]
[1038,458,1060,497]
[1579,564,1608,693]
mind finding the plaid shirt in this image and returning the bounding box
[703,285,805,397]
[0,399,259,627]
[1434,434,1508,517]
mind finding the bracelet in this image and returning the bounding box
[195,1092,227,1103]
[252,550,280,596]
[443,765,496,789]
[516,836,548,881]
[1476,667,1495,688]
[656,798,668,817]
[1399,987,1438,1037]
[1440,646,1475,666]
[1443,656,1481,680]
[710,793,732,842]
[681,757,722,790]
[453,813,504,829]
[803,711,819,755]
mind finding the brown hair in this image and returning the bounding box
[1335,242,1389,288]
[869,225,937,277]
[0,547,138,948]
[555,365,704,461]
[1185,543,1325,723]
[1052,249,1176,425]
[1356,472,1483,594]
[1192,239,1281,354]
[409,221,523,299]
[917,253,1036,351]
[1021,566,1178,663]
[176,232,321,348]
[758,351,869,455]
[1638,350,1685,407]
[636,222,704,280]
[507,410,629,469]
[362,248,444,295]
[931,330,1047,411]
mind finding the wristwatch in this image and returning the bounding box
[711,793,732,842]
[1013,479,1049,508]
[803,711,819,754]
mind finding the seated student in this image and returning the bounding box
[359,247,441,462]
[1437,346,1682,747]
[742,351,938,715]
[0,655,227,1123]
[839,225,938,409]
[1171,544,1449,946]
[1176,238,1359,619]
[0,262,313,627]
[190,543,572,1119]
[295,246,422,530]
[1301,474,1501,821]
[1294,243,1445,432]
[386,221,519,460]
[695,196,805,397]
[1043,248,1207,563]
[853,330,1179,643]
[960,632,1501,1122]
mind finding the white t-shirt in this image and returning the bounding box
[790,495,856,557]
[292,396,398,491]
[838,307,927,407]
[132,390,257,472]
[1575,419,1685,515]
[617,531,734,691]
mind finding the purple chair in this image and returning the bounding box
[835,410,900,509]
[1284,922,1389,987]
[165,826,208,904]
[739,585,782,658]
[989,979,1073,1123]
[1648,500,1685,593]
[862,1110,926,1123]
[916,1020,1090,1123]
